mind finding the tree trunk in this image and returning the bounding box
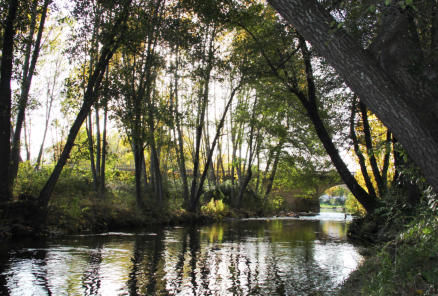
[189,27,215,210]
[268,0,438,195]
[381,130,392,189]
[133,140,145,209]
[38,1,132,212]
[10,0,50,189]
[264,141,283,199]
[189,83,241,212]
[99,101,108,198]
[95,106,102,185]
[350,98,377,197]
[237,96,258,208]
[35,58,59,170]
[0,0,18,202]
[359,102,385,196]
[86,113,98,191]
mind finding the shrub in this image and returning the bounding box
[201,198,229,220]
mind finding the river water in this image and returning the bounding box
[0,212,362,296]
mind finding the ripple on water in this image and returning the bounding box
[1,213,362,296]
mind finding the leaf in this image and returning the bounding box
[385,0,392,5]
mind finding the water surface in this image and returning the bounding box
[0,212,362,295]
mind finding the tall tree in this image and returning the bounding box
[233,4,378,212]
[268,0,438,195]
[38,0,132,213]
[9,0,51,190]
[0,0,19,202]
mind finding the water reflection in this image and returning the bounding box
[0,212,362,296]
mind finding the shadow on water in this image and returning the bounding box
[0,212,362,296]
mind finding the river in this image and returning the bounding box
[0,212,362,295]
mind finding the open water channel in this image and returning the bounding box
[0,212,362,295]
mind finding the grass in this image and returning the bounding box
[338,214,438,295]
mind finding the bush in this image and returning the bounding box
[201,198,229,220]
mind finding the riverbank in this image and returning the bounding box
[338,213,438,295]
[0,194,274,240]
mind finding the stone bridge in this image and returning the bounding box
[272,171,344,212]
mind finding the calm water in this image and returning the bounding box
[0,212,362,296]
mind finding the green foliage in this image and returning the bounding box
[342,217,438,295]
[345,191,366,216]
[14,162,51,197]
[201,198,229,220]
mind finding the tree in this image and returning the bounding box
[0,0,19,202]
[38,0,132,214]
[9,0,51,190]
[232,4,378,212]
[267,0,438,196]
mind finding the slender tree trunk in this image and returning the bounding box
[38,1,132,212]
[10,0,50,189]
[237,97,258,208]
[350,98,377,197]
[86,113,98,191]
[298,39,377,213]
[359,102,385,196]
[381,130,392,189]
[95,106,102,184]
[0,0,18,202]
[255,148,261,194]
[133,140,145,209]
[189,82,241,212]
[35,59,59,170]
[24,115,31,161]
[99,101,108,197]
[189,27,215,210]
[264,141,283,199]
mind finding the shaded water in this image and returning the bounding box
[0,212,362,295]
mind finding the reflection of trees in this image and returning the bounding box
[33,247,52,296]
[173,228,188,294]
[319,221,347,240]
[0,244,11,295]
[0,219,357,295]
[127,230,166,295]
[188,226,200,295]
[82,240,103,296]
[0,241,53,295]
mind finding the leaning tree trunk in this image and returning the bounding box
[38,1,132,212]
[268,0,438,196]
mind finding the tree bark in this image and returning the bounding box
[0,0,18,202]
[268,0,438,195]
